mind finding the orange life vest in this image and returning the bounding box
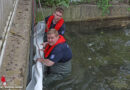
[45,15,64,32]
[44,35,66,58]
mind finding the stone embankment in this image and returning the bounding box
[0,0,32,89]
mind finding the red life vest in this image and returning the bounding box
[44,35,66,58]
[45,15,64,32]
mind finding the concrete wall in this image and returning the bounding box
[0,0,32,89]
[0,0,16,37]
[39,4,130,32]
[70,0,130,4]
[39,4,130,22]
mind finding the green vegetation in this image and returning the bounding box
[35,11,43,24]
[73,0,112,16]
[128,7,130,11]
[36,0,113,16]
[36,0,130,17]
[36,0,70,7]
[97,0,112,16]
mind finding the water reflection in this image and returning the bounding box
[48,22,130,90]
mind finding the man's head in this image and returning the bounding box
[53,7,64,23]
[47,29,59,46]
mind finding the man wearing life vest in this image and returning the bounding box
[44,7,65,42]
[37,29,72,87]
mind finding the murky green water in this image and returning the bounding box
[48,21,130,90]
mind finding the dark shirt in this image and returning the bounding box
[48,43,72,63]
[45,16,65,35]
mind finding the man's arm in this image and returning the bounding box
[38,45,63,66]
[37,58,55,66]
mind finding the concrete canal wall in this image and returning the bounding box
[0,0,32,89]
[0,0,17,55]
[0,0,16,37]
[40,4,130,22]
[40,4,130,28]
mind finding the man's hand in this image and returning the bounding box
[37,58,54,66]
[37,58,44,63]
[41,42,48,48]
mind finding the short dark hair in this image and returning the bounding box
[55,7,64,14]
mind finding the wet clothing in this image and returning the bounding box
[43,35,72,87]
[44,60,71,87]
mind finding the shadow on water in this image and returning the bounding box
[48,21,130,90]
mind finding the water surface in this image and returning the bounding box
[48,21,130,90]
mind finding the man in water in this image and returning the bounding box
[44,7,65,42]
[38,29,72,87]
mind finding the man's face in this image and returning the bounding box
[53,11,62,22]
[47,33,59,46]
